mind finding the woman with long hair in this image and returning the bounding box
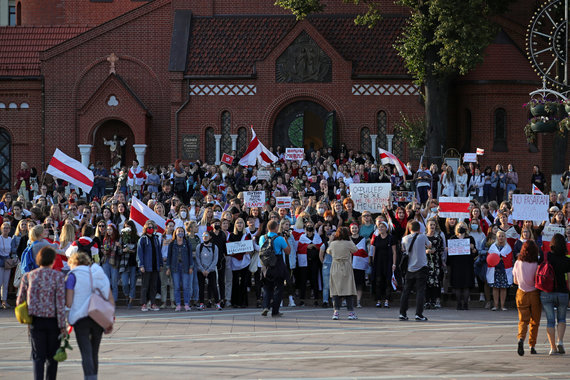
[136,220,162,312]
[447,221,478,310]
[119,220,139,309]
[540,234,570,355]
[327,227,358,320]
[370,218,397,308]
[424,218,445,309]
[166,226,193,311]
[160,220,176,308]
[227,218,251,308]
[513,240,541,356]
[101,223,120,302]
[487,230,513,311]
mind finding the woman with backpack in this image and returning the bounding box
[539,233,570,355]
[513,240,541,356]
[195,231,221,310]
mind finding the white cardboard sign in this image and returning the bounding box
[226,240,254,255]
[257,170,270,181]
[285,148,304,161]
[244,191,265,208]
[511,194,549,222]
[448,238,471,256]
[349,183,391,213]
[463,153,477,163]
[276,196,292,209]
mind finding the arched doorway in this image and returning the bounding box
[92,120,135,170]
[273,101,336,152]
[0,129,11,190]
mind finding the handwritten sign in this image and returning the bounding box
[463,153,477,163]
[244,191,265,208]
[349,183,391,213]
[541,224,565,253]
[285,148,304,161]
[226,240,254,255]
[512,194,549,222]
[257,169,270,181]
[276,196,292,209]
[392,191,415,203]
[448,238,471,256]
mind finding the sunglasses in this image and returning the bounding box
[98,224,105,227]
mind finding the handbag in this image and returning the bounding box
[5,256,18,269]
[13,262,22,288]
[87,266,115,330]
[15,300,33,324]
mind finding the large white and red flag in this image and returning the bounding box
[532,184,544,195]
[378,148,411,177]
[239,127,278,167]
[129,197,166,235]
[438,197,470,219]
[46,149,94,193]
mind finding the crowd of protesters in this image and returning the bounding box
[3,146,570,356]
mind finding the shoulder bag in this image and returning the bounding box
[87,266,115,330]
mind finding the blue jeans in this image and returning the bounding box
[506,183,516,196]
[121,266,137,300]
[190,263,199,302]
[322,260,331,303]
[172,265,191,306]
[102,261,119,302]
[540,292,569,328]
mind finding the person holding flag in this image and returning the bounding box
[531,165,547,194]
[127,159,146,196]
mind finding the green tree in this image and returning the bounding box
[276,0,513,163]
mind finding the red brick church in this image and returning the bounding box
[0,0,566,192]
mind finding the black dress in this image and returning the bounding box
[426,234,444,289]
[447,235,477,289]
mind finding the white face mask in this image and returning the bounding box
[190,200,196,205]
[180,211,187,219]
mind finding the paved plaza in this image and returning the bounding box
[0,305,569,379]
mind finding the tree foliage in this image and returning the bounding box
[394,112,426,149]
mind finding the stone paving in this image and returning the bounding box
[0,305,569,379]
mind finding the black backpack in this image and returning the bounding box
[259,234,278,267]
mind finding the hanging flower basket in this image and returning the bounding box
[524,99,561,117]
[530,118,557,133]
[530,103,547,116]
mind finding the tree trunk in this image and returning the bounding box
[424,75,450,166]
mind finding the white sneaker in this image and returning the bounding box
[289,300,296,307]
[479,293,485,302]
[356,302,362,308]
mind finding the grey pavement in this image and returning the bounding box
[0,305,569,379]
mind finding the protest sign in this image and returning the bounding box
[244,191,265,208]
[213,211,222,220]
[438,197,470,219]
[257,169,270,181]
[391,191,415,203]
[511,194,549,222]
[349,183,391,213]
[463,153,477,163]
[541,225,565,253]
[448,238,471,256]
[226,240,254,255]
[285,148,304,161]
[276,196,292,209]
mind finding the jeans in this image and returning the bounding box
[540,292,569,328]
[332,295,354,311]
[0,267,10,301]
[30,317,60,380]
[322,260,331,303]
[190,262,199,302]
[506,183,517,196]
[102,261,119,302]
[74,317,104,380]
[159,264,174,304]
[224,256,233,302]
[172,267,191,306]
[121,266,137,300]
[141,271,159,305]
[399,266,428,316]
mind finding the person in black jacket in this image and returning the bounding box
[540,234,570,355]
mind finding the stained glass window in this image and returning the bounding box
[360,127,371,154]
[237,127,248,156]
[0,129,11,190]
[221,111,232,155]
[377,111,387,150]
[205,127,215,164]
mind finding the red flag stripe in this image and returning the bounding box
[129,205,165,234]
[439,202,469,213]
[49,156,93,188]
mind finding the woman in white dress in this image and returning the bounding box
[455,166,468,197]
[441,166,456,197]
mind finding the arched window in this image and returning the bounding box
[20,103,29,109]
[8,103,17,109]
[493,108,508,152]
[237,127,248,156]
[0,103,5,109]
[221,111,232,155]
[16,2,21,26]
[392,133,404,159]
[376,111,387,150]
[205,127,216,164]
[0,129,11,190]
[360,127,371,154]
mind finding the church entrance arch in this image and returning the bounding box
[92,119,135,171]
[273,101,336,152]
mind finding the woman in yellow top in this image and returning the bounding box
[327,227,358,320]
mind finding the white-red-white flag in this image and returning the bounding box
[129,197,166,235]
[46,149,94,193]
[221,153,234,165]
[438,197,470,219]
[378,148,410,176]
[476,148,485,155]
[532,184,544,195]
[239,127,278,167]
